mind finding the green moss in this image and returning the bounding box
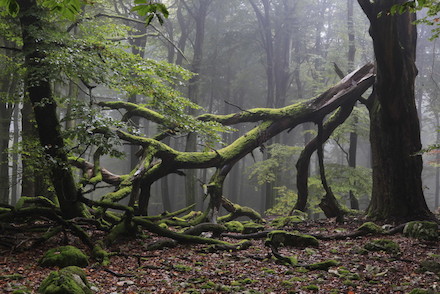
[306,260,339,271]
[301,284,319,291]
[357,222,384,234]
[105,220,138,244]
[242,222,265,234]
[39,246,88,268]
[408,289,429,294]
[173,264,192,272]
[342,280,356,287]
[295,267,309,273]
[419,259,440,276]
[230,278,255,286]
[265,230,319,248]
[199,281,215,289]
[38,266,91,294]
[100,186,132,203]
[224,221,244,233]
[0,274,24,280]
[403,221,439,241]
[364,239,400,255]
[262,267,276,274]
[271,215,305,228]
[92,242,109,266]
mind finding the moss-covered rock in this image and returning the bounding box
[364,239,400,255]
[271,215,305,228]
[38,266,92,294]
[306,259,339,270]
[242,221,265,234]
[265,230,319,248]
[224,221,244,233]
[39,246,89,268]
[357,222,384,234]
[403,221,439,241]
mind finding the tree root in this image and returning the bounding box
[219,197,264,223]
[133,216,250,250]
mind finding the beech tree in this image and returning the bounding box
[358,0,433,221]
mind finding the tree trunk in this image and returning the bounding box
[11,103,19,205]
[347,0,359,210]
[358,0,433,221]
[184,0,211,207]
[18,0,85,218]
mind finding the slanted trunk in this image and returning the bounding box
[358,0,433,221]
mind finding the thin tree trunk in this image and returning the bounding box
[184,0,211,206]
[347,0,359,210]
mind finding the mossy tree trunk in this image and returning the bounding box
[358,0,433,221]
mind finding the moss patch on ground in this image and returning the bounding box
[39,246,89,268]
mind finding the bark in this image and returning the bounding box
[17,0,85,218]
[11,103,19,205]
[184,0,212,207]
[347,0,359,210]
[0,81,13,204]
[358,0,433,221]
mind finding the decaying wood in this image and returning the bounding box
[92,63,374,219]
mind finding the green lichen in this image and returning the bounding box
[38,266,91,294]
[403,221,439,241]
[357,222,384,234]
[265,230,319,248]
[39,246,89,268]
[364,239,400,255]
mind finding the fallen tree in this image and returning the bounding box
[1,64,375,255]
[89,63,374,221]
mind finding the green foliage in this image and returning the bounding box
[132,1,168,25]
[0,0,19,17]
[41,0,84,21]
[308,164,372,207]
[391,1,440,39]
[247,144,302,186]
[265,186,298,216]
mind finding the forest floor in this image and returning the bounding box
[1,216,439,294]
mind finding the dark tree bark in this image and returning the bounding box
[17,0,85,218]
[293,102,356,213]
[358,0,433,221]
